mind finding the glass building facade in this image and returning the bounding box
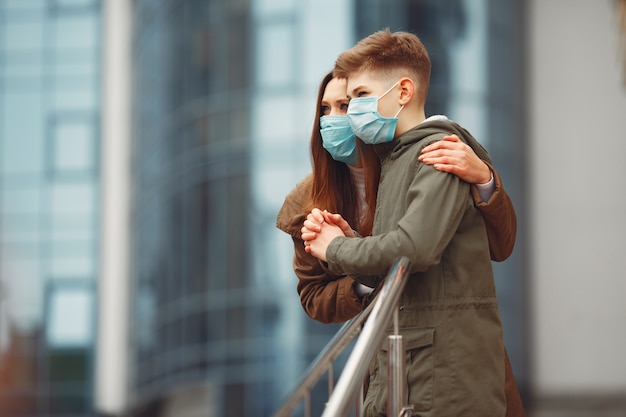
[130,0,260,415]
[128,1,527,416]
[0,0,101,416]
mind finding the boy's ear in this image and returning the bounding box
[398,78,414,105]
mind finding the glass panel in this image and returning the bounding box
[54,0,97,7]
[2,51,43,79]
[2,0,46,12]
[52,119,94,173]
[1,185,41,215]
[255,23,293,88]
[48,182,95,278]
[1,256,44,333]
[52,87,97,111]
[50,182,95,215]
[0,92,44,175]
[50,256,93,279]
[45,286,93,348]
[53,14,98,50]
[1,20,44,51]
[447,0,488,146]
[0,214,41,246]
[50,211,94,242]
[48,388,90,414]
[50,239,94,258]
[136,284,157,352]
[54,49,97,79]
[48,350,88,382]
[253,0,294,16]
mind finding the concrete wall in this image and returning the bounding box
[528,0,626,414]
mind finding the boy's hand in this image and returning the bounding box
[322,210,355,238]
[302,209,350,259]
[307,221,344,261]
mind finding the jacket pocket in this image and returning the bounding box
[367,327,435,415]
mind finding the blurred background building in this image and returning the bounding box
[0,0,100,415]
[0,0,624,416]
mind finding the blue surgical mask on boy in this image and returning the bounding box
[319,115,359,166]
[347,81,404,145]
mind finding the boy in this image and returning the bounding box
[306,29,506,416]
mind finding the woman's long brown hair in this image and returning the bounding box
[306,71,381,236]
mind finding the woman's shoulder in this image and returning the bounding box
[276,173,313,237]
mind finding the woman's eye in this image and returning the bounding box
[320,105,330,115]
[340,103,349,111]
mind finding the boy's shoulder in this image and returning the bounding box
[389,123,452,159]
[395,117,490,163]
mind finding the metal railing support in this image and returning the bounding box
[321,257,411,417]
[388,309,405,417]
[272,257,412,417]
[272,293,377,417]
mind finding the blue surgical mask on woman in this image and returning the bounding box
[347,81,404,145]
[319,115,359,166]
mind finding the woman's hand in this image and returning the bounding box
[301,208,325,244]
[418,135,491,184]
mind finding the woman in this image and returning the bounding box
[276,71,524,416]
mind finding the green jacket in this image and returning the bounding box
[325,119,506,416]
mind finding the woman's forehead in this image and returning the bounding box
[323,78,348,100]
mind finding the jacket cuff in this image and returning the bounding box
[472,162,500,206]
[325,236,345,275]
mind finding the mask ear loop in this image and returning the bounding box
[379,80,401,100]
[380,81,403,118]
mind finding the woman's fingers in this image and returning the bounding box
[303,218,322,233]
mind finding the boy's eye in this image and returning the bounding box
[357,91,367,97]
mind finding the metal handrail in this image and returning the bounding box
[272,287,377,417]
[272,256,412,417]
[322,257,411,417]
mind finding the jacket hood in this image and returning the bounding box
[381,116,491,164]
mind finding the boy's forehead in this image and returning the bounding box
[346,71,384,94]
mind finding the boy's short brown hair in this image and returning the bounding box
[333,29,431,105]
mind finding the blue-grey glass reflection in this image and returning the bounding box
[0,1,101,415]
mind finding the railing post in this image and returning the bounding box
[328,363,334,396]
[304,391,310,417]
[358,380,364,417]
[272,257,412,417]
[321,257,411,417]
[388,309,405,417]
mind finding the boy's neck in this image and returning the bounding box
[395,108,426,138]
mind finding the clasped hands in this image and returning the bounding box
[301,208,354,261]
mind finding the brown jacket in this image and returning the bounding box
[276,166,524,417]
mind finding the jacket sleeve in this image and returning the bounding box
[276,176,367,324]
[326,158,470,276]
[471,163,517,262]
[292,234,368,324]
